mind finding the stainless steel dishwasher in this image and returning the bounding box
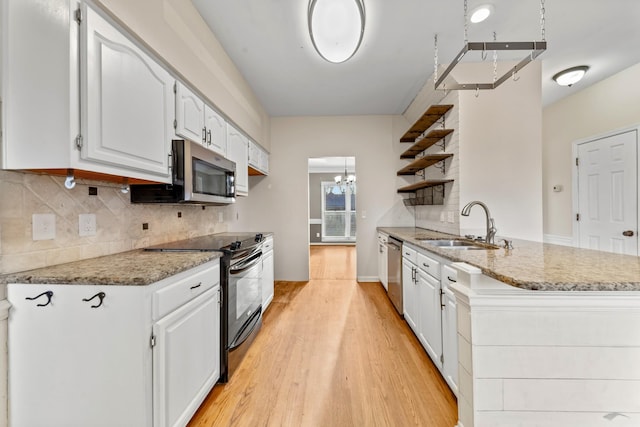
[386,236,403,315]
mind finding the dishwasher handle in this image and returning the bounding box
[387,241,401,251]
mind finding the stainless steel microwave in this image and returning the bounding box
[130,140,236,205]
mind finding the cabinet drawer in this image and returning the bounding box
[402,244,417,263]
[417,252,440,279]
[442,264,458,289]
[377,232,388,244]
[153,262,220,319]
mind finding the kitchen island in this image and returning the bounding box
[379,227,640,427]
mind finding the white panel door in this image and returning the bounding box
[175,82,205,144]
[226,124,249,196]
[83,4,172,178]
[204,105,227,156]
[577,130,638,255]
[417,270,443,369]
[153,287,220,427]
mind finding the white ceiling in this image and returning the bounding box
[192,0,640,117]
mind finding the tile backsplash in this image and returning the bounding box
[0,170,231,275]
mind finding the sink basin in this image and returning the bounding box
[419,239,499,250]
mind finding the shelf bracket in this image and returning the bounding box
[436,160,447,174]
[437,138,447,152]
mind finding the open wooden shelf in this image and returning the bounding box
[397,154,453,175]
[397,179,454,194]
[400,129,454,159]
[400,104,453,142]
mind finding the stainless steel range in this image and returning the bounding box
[145,232,265,382]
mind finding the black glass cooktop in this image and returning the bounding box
[145,233,263,253]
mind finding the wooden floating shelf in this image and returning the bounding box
[400,129,454,159]
[397,179,454,194]
[397,154,453,175]
[400,104,453,142]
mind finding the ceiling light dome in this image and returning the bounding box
[469,4,494,23]
[308,0,365,64]
[553,66,589,86]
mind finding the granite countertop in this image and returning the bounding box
[378,227,640,291]
[2,250,223,286]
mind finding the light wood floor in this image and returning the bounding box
[188,245,457,427]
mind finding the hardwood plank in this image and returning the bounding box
[188,246,457,427]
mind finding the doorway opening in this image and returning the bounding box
[308,157,357,279]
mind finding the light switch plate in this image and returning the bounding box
[79,214,96,236]
[32,214,56,240]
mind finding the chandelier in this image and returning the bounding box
[333,159,356,193]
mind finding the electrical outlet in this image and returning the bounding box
[218,212,224,223]
[79,214,96,236]
[32,214,56,240]
[316,232,320,238]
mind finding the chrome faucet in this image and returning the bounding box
[461,201,497,245]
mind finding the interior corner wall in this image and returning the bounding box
[457,61,543,241]
[542,62,640,238]
[230,115,408,282]
[96,0,271,149]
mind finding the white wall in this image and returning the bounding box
[457,61,543,241]
[543,62,640,238]
[230,115,413,282]
[96,0,270,149]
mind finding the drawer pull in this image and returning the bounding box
[26,291,53,307]
[423,263,429,268]
[82,292,106,308]
[190,282,202,290]
[447,276,457,283]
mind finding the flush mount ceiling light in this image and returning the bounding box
[552,66,589,86]
[308,0,365,64]
[434,0,547,93]
[469,4,494,23]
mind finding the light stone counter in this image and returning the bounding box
[1,250,222,286]
[378,227,640,291]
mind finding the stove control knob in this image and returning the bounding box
[255,233,263,242]
[231,241,242,250]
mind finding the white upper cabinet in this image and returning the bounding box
[204,106,227,156]
[248,139,269,176]
[175,81,227,157]
[226,124,249,196]
[83,3,173,179]
[175,82,205,144]
[1,0,173,182]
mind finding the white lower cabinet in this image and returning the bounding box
[8,259,220,427]
[153,288,220,427]
[262,236,275,311]
[401,241,458,396]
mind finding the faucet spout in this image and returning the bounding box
[460,201,497,244]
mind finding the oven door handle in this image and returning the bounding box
[229,310,262,349]
[230,251,263,275]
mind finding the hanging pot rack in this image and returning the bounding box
[434,0,547,92]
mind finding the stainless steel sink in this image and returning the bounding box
[419,239,499,250]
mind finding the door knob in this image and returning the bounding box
[623,230,635,237]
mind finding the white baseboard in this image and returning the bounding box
[543,234,574,247]
[357,276,380,283]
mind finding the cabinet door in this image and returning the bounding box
[441,287,458,396]
[8,284,151,427]
[262,249,275,311]
[153,287,220,427]
[83,4,172,178]
[402,258,418,332]
[248,140,261,169]
[175,82,205,144]
[204,105,227,156]
[260,148,269,175]
[226,124,249,196]
[417,270,443,369]
[378,243,388,290]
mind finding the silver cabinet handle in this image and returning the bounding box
[202,127,207,144]
[207,129,212,145]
